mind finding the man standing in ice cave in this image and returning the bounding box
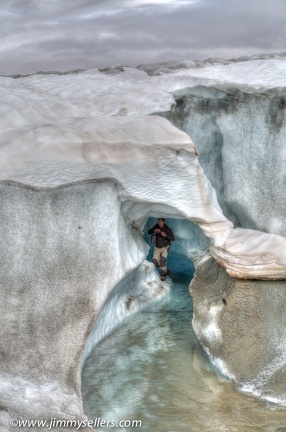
[148,218,175,281]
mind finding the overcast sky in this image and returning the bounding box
[1,0,286,75]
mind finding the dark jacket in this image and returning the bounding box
[148,223,175,248]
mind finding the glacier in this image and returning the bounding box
[1,55,286,427]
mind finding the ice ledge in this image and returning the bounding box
[210,228,286,280]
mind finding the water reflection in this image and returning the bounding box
[82,277,286,432]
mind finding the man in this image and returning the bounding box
[148,218,175,281]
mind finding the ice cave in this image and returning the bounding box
[1,55,286,431]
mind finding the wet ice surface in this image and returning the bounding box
[82,277,286,432]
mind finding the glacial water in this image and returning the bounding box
[82,276,286,432]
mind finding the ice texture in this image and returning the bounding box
[82,261,170,364]
[2,55,286,422]
[191,255,286,406]
[0,181,145,429]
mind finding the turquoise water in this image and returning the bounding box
[82,276,286,432]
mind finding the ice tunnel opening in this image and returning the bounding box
[143,217,196,281]
[81,212,210,366]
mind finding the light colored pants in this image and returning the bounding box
[153,246,169,274]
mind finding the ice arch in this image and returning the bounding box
[1,112,286,279]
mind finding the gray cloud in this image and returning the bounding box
[0,0,286,75]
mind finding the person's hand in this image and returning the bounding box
[161,231,167,237]
[155,229,161,233]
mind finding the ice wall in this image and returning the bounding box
[0,181,146,428]
[190,255,286,406]
[163,89,286,236]
[82,260,171,364]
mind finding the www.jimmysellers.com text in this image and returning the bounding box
[10,417,142,429]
